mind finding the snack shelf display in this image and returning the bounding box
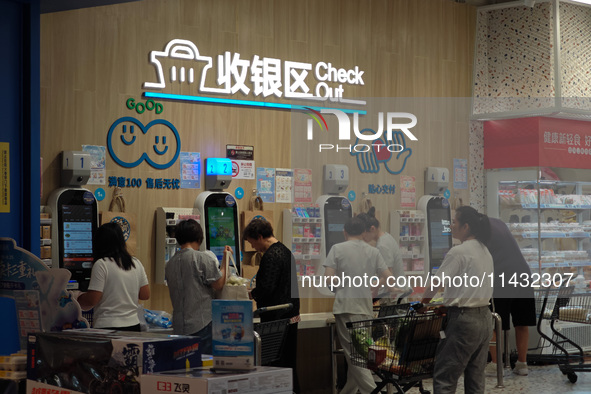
[390,210,427,275]
[283,207,323,277]
[491,174,591,284]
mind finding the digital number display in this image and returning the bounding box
[206,158,232,176]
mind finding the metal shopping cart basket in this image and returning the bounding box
[373,288,418,318]
[346,312,444,394]
[549,290,591,383]
[253,303,292,366]
[520,286,577,367]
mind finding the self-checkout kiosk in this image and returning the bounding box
[47,151,98,291]
[317,164,352,258]
[418,167,452,273]
[313,164,352,296]
[194,158,241,273]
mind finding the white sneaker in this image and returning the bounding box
[485,362,500,377]
[514,361,529,376]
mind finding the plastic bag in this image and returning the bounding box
[144,309,172,328]
[216,253,250,300]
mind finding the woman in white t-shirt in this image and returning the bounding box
[77,222,150,331]
[421,206,494,394]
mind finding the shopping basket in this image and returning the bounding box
[346,312,444,394]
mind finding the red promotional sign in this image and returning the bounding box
[484,117,591,169]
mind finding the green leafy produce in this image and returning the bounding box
[351,328,374,358]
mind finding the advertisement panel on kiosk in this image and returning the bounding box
[47,188,99,291]
[194,192,241,273]
[418,195,452,273]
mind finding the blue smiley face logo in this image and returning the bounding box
[121,124,137,145]
[107,117,181,169]
[153,135,168,155]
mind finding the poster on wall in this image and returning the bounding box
[82,145,106,185]
[227,145,254,161]
[1,142,9,213]
[180,152,201,189]
[400,175,416,208]
[275,168,293,203]
[231,160,255,180]
[294,168,312,203]
[453,158,468,190]
[256,167,275,203]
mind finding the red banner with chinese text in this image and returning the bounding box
[484,117,591,169]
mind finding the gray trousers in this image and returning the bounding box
[433,306,492,394]
[335,313,377,394]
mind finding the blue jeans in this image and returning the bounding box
[192,322,212,355]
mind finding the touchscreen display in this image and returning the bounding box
[56,190,98,291]
[427,206,452,271]
[62,204,94,270]
[206,206,238,262]
[324,207,351,255]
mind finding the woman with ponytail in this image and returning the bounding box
[421,206,494,394]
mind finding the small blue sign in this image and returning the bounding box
[225,194,236,207]
[348,190,356,202]
[341,198,351,210]
[83,191,95,205]
[235,187,244,200]
[443,189,451,199]
[95,188,106,201]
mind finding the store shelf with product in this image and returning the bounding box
[488,168,591,358]
[487,168,591,288]
[282,206,323,277]
[154,207,200,284]
[390,210,427,275]
[39,210,53,267]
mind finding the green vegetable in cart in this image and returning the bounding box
[351,328,374,358]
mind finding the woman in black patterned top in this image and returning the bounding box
[243,218,300,393]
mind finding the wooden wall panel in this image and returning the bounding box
[40,0,477,314]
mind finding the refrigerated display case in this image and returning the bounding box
[487,167,591,284]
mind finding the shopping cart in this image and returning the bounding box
[518,286,577,368]
[253,303,293,366]
[346,312,444,394]
[373,288,417,318]
[548,290,591,383]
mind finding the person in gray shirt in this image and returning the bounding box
[358,206,406,301]
[165,219,230,354]
[323,216,398,394]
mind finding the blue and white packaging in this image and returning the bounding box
[212,300,254,370]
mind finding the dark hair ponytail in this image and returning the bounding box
[455,206,491,244]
